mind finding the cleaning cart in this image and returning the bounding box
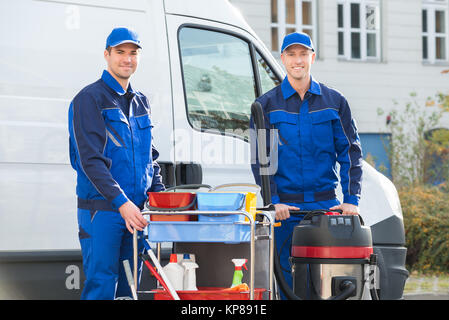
[129,183,276,300]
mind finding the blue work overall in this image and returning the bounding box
[69,70,164,299]
[251,76,363,299]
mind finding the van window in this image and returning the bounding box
[255,51,281,94]
[178,27,257,139]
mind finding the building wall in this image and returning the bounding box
[230,0,449,135]
[229,0,271,46]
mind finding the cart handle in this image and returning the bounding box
[289,209,343,215]
[210,183,261,192]
[163,184,212,192]
[257,205,343,216]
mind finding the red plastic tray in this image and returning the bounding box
[153,287,266,300]
[147,192,196,221]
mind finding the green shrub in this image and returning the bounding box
[400,185,449,274]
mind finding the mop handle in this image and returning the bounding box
[123,259,138,300]
[144,240,181,300]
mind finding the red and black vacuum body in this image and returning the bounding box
[290,212,374,300]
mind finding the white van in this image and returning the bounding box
[0,0,408,299]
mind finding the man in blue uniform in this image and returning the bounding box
[68,27,165,299]
[251,32,363,298]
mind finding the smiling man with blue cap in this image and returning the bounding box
[68,27,165,299]
[251,32,363,299]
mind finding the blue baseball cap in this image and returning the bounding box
[105,27,142,49]
[281,32,314,53]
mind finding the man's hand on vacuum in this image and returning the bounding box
[274,203,301,221]
[119,201,148,233]
[329,203,359,215]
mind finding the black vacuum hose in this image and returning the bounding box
[333,281,357,300]
[251,102,355,300]
[252,101,356,301]
[273,237,302,300]
[369,254,380,300]
[252,101,301,300]
[273,236,356,300]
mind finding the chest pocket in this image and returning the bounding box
[269,111,299,146]
[135,114,153,155]
[102,108,129,149]
[310,109,340,150]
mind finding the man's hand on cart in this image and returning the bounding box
[273,203,300,221]
[329,203,359,215]
[119,201,148,233]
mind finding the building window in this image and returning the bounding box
[270,0,317,53]
[422,0,448,63]
[359,133,391,177]
[337,0,381,61]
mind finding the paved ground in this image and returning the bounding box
[404,293,449,300]
[403,275,449,300]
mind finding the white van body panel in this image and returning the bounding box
[164,0,253,31]
[0,0,173,251]
[0,0,402,252]
[359,161,403,227]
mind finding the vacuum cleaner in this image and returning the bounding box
[251,101,379,300]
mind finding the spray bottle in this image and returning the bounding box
[231,259,248,288]
[182,259,199,291]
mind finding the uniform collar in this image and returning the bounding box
[281,75,321,100]
[101,70,136,96]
